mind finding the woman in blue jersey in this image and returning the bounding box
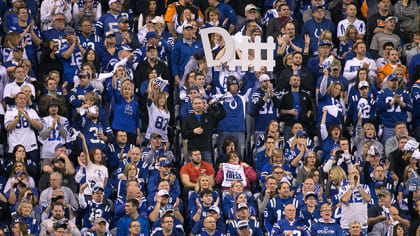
[16,188,41,222]
[326,166,347,206]
[260,148,292,185]
[398,166,417,211]
[11,200,39,235]
[179,71,196,102]
[318,67,344,128]
[117,163,144,200]
[320,103,343,163]
[5,145,38,181]
[203,7,221,28]
[112,76,140,145]
[146,91,170,144]
[255,120,282,154]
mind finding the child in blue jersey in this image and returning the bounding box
[111,76,140,145]
[73,91,112,151]
[58,27,86,86]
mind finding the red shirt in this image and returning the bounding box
[180,161,215,183]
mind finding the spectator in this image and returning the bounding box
[41,13,67,44]
[182,97,226,164]
[180,149,215,193]
[117,198,149,236]
[40,0,72,31]
[271,204,309,235]
[337,3,365,41]
[377,50,409,88]
[403,31,420,66]
[76,18,103,51]
[39,202,81,236]
[303,0,332,23]
[376,75,412,144]
[385,122,416,160]
[370,17,401,58]
[343,42,377,86]
[310,203,342,235]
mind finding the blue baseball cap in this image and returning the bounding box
[160,159,170,167]
[146,31,158,40]
[296,130,307,138]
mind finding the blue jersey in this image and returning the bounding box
[78,33,103,51]
[58,42,82,83]
[218,95,246,132]
[255,150,270,175]
[317,93,344,127]
[96,12,128,37]
[264,196,299,232]
[82,200,112,228]
[112,89,140,134]
[376,88,413,128]
[227,219,262,236]
[196,231,225,236]
[249,89,278,132]
[7,18,40,65]
[310,219,343,236]
[12,215,39,235]
[117,215,149,236]
[68,85,100,109]
[76,115,113,151]
[106,142,135,171]
[271,218,310,236]
[41,28,65,48]
[83,231,111,236]
[301,18,336,52]
[348,93,376,127]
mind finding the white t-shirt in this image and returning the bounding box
[337,18,366,38]
[5,107,40,152]
[339,183,370,229]
[84,162,108,195]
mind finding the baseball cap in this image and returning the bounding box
[79,70,90,79]
[13,46,23,52]
[94,217,107,224]
[15,171,28,178]
[358,81,369,89]
[374,181,386,189]
[146,31,158,40]
[304,191,317,200]
[237,220,249,228]
[259,74,270,82]
[158,189,170,197]
[105,31,115,38]
[209,206,220,214]
[183,23,194,30]
[149,16,165,25]
[388,74,398,81]
[296,130,307,138]
[55,143,67,150]
[109,0,120,5]
[119,44,132,51]
[404,140,419,152]
[164,204,174,213]
[245,4,257,12]
[312,5,325,11]
[150,132,162,139]
[63,27,75,36]
[385,16,398,23]
[378,190,391,197]
[92,186,104,193]
[237,203,248,211]
[188,85,199,93]
[280,177,291,186]
[318,40,332,47]
[118,16,129,23]
[367,145,380,156]
[160,159,170,167]
[226,76,239,87]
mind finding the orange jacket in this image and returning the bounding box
[377,63,409,86]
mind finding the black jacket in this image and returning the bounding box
[279,89,313,128]
[182,103,226,151]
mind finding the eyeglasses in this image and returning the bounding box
[273,171,283,174]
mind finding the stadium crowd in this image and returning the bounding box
[0,0,420,235]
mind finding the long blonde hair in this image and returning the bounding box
[328,166,347,186]
[195,174,213,193]
[153,91,168,112]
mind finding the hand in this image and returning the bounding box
[136,136,141,145]
[240,162,249,168]
[322,106,327,113]
[119,174,126,180]
[362,62,370,70]
[119,149,124,160]
[222,18,229,27]
[169,173,176,185]
[358,111,362,120]
[195,198,202,209]
[193,127,203,134]
[323,67,329,76]
[289,109,298,116]
[78,132,85,140]
[304,34,310,46]
[276,35,284,45]
[77,156,86,167]
[174,198,180,208]
[164,142,170,151]
[52,117,58,127]
[283,35,290,44]
[23,111,30,120]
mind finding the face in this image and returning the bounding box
[52,206,64,220]
[266,178,277,192]
[116,131,127,144]
[273,154,283,164]
[125,202,137,215]
[312,8,325,20]
[359,86,369,97]
[79,74,90,87]
[192,98,204,113]
[47,79,58,91]
[374,166,385,180]
[346,4,357,17]
[200,177,209,189]
[388,50,399,63]
[232,182,243,193]
[92,190,104,202]
[15,146,26,160]
[130,148,141,163]
[269,121,279,133]
[292,53,302,65]
[12,223,22,235]
[339,140,349,152]
[321,207,332,220]
[122,83,133,98]
[183,27,194,40]
[398,138,408,151]
[14,67,26,81]
[271,168,284,180]
[289,76,300,88]
[229,153,240,165]
[53,15,66,30]
[265,138,275,150]
[87,50,96,61]
[127,165,137,178]
[318,45,331,56]
[396,124,407,136]
[81,21,92,34]
[395,225,404,236]
[148,69,158,80]
[330,67,341,78]
[203,216,217,231]
[196,75,205,87]
[190,151,202,164]
[303,179,315,192]
[150,137,162,148]
[349,223,362,235]
[225,142,236,153]
[49,105,59,116]
[306,154,316,166]
[364,125,375,137]
[110,1,122,11]
[279,6,290,17]
[158,181,170,192]
[94,149,102,163]
[284,205,296,221]
[50,175,62,188]
[356,43,366,55]
[279,183,290,197]
[20,203,32,216]
[18,8,28,21]
[305,196,316,207]
[15,94,27,107]
[385,19,396,31]
[201,194,213,205]
[161,217,174,230]
[332,84,342,97]
[378,0,390,12]
[236,194,247,204]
